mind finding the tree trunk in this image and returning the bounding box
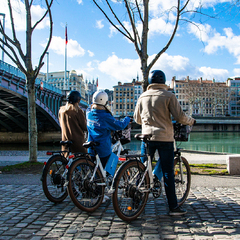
[27,76,38,162]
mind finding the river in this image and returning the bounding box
[126,132,240,154]
[0,132,239,154]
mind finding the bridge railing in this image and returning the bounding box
[35,78,62,94]
[0,60,63,95]
[0,60,26,79]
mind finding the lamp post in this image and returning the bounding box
[0,13,5,61]
[46,52,49,82]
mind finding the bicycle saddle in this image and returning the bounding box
[82,141,100,149]
[134,134,152,142]
[60,141,73,146]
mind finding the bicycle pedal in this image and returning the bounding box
[107,188,115,195]
[63,181,69,187]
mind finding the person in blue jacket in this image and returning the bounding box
[86,90,130,168]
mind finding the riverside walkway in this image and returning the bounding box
[1,151,240,239]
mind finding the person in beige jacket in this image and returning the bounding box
[59,91,87,156]
[134,70,195,216]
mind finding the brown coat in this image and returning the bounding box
[59,103,87,154]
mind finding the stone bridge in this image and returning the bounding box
[0,60,87,143]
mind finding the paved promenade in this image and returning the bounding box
[1,151,240,239]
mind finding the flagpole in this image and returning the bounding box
[64,23,67,91]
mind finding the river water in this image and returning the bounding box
[126,132,240,154]
[0,132,239,154]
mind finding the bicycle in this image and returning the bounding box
[41,140,84,203]
[112,122,191,221]
[66,129,130,212]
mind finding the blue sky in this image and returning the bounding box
[1,0,240,90]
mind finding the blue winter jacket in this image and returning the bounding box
[86,107,130,158]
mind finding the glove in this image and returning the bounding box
[128,117,133,123]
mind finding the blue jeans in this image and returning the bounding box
[141,141,178,210]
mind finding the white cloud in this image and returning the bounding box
[149,17,175,37]
[96,20,104,29]
[2,0,49,31]
[98,53,141,82]
[233,68,240,76]
[77,0,83,4]
[109,25,118,38]
[96,52,229,87]
[189,23,240,64]
[45,36,85,58]
[88,50,94,57]
[188,23,212,42]
[204,28,240,64]
[199,66,229,80]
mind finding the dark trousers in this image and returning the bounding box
[141,141,178,210]
[91,154,110,169]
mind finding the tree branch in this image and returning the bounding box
[35,0,53,77]
[124,0,141,55]
[135,0,143,23]
[148,0,181,71]
[8,0,25,61]
[32,0,53,31]
[92,0,134,42]
[0,40,26,75]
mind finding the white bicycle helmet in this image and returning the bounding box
[92,90,108,106]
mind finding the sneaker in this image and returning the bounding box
[169,206,187,216]
[102,195,110,203]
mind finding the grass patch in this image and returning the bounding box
[0,161,44,174]
[189,163,228,175]
[0,161,228,175]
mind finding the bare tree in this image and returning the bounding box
[0,0,53,162]
[92,0,206,91]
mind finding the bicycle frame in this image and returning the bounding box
[89,138,125,194]
[136,139,185,191]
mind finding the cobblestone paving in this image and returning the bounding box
[1,185,240,240]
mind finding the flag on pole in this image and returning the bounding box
[96,78,98,87]
[65,25,68,44]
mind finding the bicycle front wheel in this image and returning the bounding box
[174,156,191,206]
[67,158,104,212]
[112,160,150,222]
[41,155,68,203]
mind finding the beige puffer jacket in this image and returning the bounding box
[134,83,195,142]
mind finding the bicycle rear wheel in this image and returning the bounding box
[112,160,150,222]
[41,155,68,203]
[67,158,104,212]
[174,156,191,206]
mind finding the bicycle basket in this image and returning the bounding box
[111,124,131,145]
[120,124,131,145]
[173,123,191,142]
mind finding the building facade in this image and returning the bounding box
[112,79,142,117]
[171,76,230,117]
[38,70,86,99]
[227,77,240,116]
[38,70,97,109]
[85,79,98,104]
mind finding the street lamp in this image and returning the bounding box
[0,13,5,61]
[46,52,49,82]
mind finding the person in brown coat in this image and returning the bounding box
[59,90,87,156]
